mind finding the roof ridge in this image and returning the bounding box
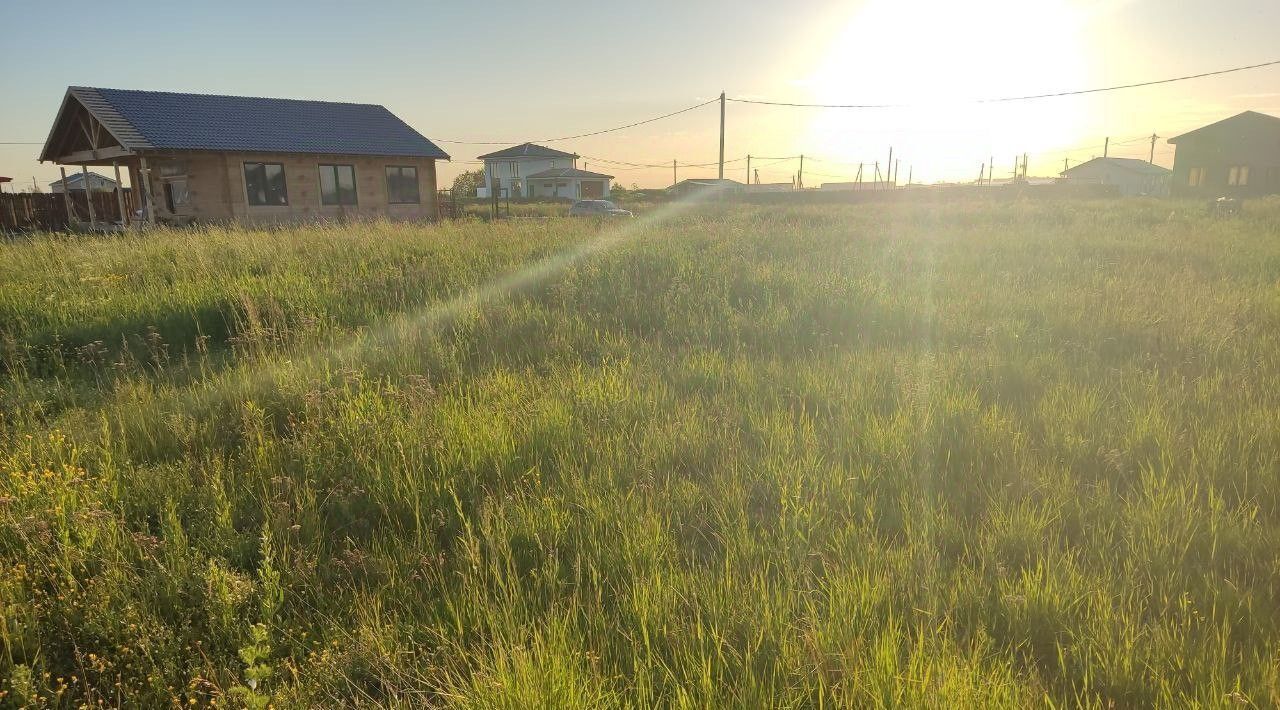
[1167,109,1280,144]
[70,85,390,110]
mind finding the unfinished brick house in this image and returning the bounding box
[38,86,450,226]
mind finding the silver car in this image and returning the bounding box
[569,199,633,218]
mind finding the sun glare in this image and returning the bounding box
[800,0,1092,182]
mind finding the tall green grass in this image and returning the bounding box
[2,199,1279,707]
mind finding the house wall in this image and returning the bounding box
[1170,118,1280,197]
[140,151,439,224]
[524,178,612,200]
[527,177,573,199]
[480,156,576,197]
[1061,165,1169,196]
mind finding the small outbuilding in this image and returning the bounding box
[1059,157,1170,196]
[525,167,614,199]
[666,178,744,198]
[39,86,449,225]
[1167,111,1280,197]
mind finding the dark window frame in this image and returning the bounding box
[164,178,190,212]
[243,162,289,206]
[385,165,421,204]
[318,164,358,206]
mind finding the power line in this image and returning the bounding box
[429,98,719,145]
[726,58,1280,108]
[752,156,798,169]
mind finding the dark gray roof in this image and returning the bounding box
[1167,110,1280,145]
[43,86,449,159]
[1061,157,1170,177]
[526,167,613,180]
[477,143,578,160]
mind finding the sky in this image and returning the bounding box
[2,0,1279,190]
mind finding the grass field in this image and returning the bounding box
[2,199,1279,707]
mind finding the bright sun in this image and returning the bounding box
[799,0,1092,183]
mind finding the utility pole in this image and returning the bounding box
[1013,156,1019,182]
[798,154,804,189]
[1103,137,1109,158]
[718,91,726,180]
[1064,157,1069,174]
[746,155,751,186]
[979,163,985,184]
[1149,133,1157,164]
[887,147,893,187]
[856,163,863,189]
[874,161,881,187]
[1022,153,1028,180]
[893,158,900,187]
[988,156,994,185]
[672,159,677,187]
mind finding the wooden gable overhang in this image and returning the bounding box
[39,88,140,165]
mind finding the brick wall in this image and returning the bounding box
[141,151,439,224]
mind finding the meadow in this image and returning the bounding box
[1,199,1279,707]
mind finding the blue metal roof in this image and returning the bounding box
[67,87,449,159]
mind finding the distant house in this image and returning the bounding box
[39,86,449,225]
[476,143,611,200]
[1059,157,1170,196]
[744,182,794,193]
[818,181,894,191]
[666,178,744,198]
[49,171,120,193]
[1167,111,1280,197]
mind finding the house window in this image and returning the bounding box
[164,179,190,212]
[319,164,357,206]
[508,161,520,177]
[160,159,191,212]
[1187,167,1205,187]
[385,166,420,204]
[158,160,188,178]
[244,162,288,206]
[1227,165,1249,186]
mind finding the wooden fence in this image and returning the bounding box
[0,190,136,234]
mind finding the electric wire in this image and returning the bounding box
[726,58,1280,108]
[428,98,719,145]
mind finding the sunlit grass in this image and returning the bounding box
[2,199,1279,707]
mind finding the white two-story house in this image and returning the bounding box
[476,142,612,200]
